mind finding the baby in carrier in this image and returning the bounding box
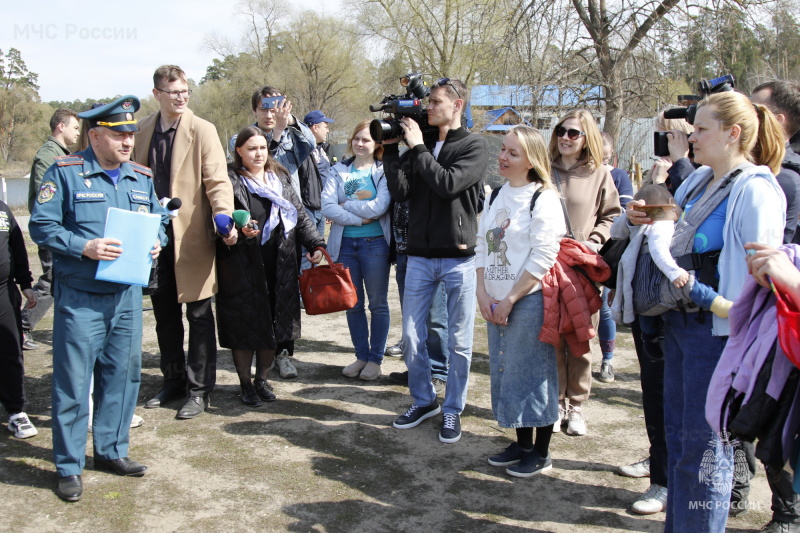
[634,184,733,342]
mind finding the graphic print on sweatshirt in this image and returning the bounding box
[485,205,515,281]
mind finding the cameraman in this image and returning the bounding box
[383,78,488,443]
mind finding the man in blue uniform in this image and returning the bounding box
[29,95,168,502]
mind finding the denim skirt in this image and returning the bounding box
[487,291,559,428]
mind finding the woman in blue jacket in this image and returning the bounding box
[322,120,392,381]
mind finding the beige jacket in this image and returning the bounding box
[550,157,621,248]
[133,108,234,303]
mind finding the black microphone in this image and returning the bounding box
[161,197,182,219]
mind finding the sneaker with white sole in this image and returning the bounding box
[8,412,37,439]
[439,413,461,443]
[598,361,615,383]
[631,483,667,515]
[566,405,587,436]
[130,414,144,429]
[275,350,298,379]
[555,404,567,431]
[488,442,529,467]
[617,457,651,478]
[506,450,552,478]
[393,401,441,429]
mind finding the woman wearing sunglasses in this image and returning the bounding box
[547,110,621,437]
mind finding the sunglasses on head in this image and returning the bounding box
[554,126,586,140]
[434,77,462,100]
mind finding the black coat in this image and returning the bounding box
[216,166,325,349]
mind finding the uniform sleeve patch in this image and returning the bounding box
[38,181,57,204]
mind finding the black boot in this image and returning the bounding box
[240,382,263,407]
[253,378,277,402]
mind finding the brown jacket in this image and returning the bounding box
[133,108,234,303]
[551,157,621,248]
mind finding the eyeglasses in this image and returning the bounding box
[156,88,192,100]
[433,77,462,100]
[554,126,585,140]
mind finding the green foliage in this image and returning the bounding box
[0,48,43,164]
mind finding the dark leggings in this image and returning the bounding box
[516,426,554,458]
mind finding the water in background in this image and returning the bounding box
[3,178,30,209]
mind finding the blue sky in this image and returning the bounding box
[3,0,341,103]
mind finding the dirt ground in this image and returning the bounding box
[0,228,772,532]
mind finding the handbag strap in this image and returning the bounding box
[552,169,576,239]
[310,247,333,267]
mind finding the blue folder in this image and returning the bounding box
[95,207,161,286]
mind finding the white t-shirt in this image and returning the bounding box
[476,182,566,300]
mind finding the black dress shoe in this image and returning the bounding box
[253,378,277,402]
[389,371,409,385]
[177,396,208,419]
[145,384,186,409]
[56,475,83,502]
[94,457,148,477]
[240,383,263,407]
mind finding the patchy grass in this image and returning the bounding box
[1,245,772,532]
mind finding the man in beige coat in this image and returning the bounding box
[133,65,236,419]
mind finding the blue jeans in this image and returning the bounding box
[402,255,476,414]
[300,208,326,272]
[395,253,449,381]
[339,236,390,364]
[662,310,732,533]
[598,288,615,362]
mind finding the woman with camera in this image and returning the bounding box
[476,125,566,477]
[322,120,392,381]
[547,109,621,437]
[647,108,697,194]
[216,126,325,406]
[626,91,786,532]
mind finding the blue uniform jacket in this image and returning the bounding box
[29,147,168,293]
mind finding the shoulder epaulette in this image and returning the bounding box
[55,155,84,166]
[129,161,153,178]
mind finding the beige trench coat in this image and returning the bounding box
[133,108,234,303]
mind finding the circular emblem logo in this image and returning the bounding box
[125,113,133,121]
[37,181,57,204]
[137,205,149,213]
[122,99,132,110]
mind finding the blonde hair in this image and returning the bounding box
[655,107,695,135]
[346,119,383,161]
[698,92,785,175]
[508,125,553,190]
[548,109,604,168]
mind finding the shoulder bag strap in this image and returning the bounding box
[552,169,575,239]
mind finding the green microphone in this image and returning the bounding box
[232,210,251,229]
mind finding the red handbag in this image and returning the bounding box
[298,248,358,315]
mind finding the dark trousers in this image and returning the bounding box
[150,255,217,397]
[632,317,668,487]
[0,282,24,414]
[20,247,54,332]
[734,439,800,523]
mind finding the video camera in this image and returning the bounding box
[369,73,438,143]
[654,74,735,157]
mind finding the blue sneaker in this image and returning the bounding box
[439,413,461,443]
[506,451,552,478]
[393,401,441,429]
[488,442,529,467]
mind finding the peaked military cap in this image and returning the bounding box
[78,95,140,132]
